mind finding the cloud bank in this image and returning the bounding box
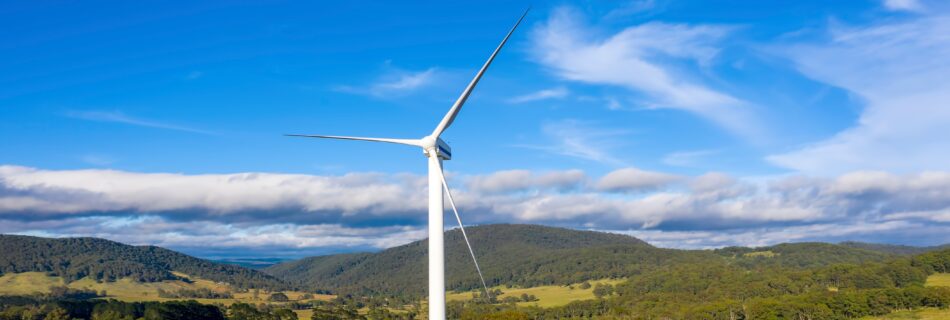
[2,165,948,255]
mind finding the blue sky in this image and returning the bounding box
[2,0,949,258]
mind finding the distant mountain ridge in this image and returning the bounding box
[0,234,289,290]
[839,241,950,255]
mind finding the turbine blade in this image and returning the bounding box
[431,8,530,138]
[285,134,422,147]
[437,167,492,301]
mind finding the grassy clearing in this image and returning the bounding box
[0,272,65,295]
[860,308,950,319]
[926,273,950,287]
[447,279,626,308]
[743,250,778,258]
[294,309,313,319]
[0,271,333,306]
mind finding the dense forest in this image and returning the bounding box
[445,247,950,319]
[265,224,916,297]
[0,235,290,290]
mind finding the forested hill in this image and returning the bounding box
[0,234,289,290]
[265,224,669,296]
[265,224,905,297]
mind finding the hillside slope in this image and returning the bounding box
[268,224,908,297]
[0,234,289,290]
[265,224,712,296]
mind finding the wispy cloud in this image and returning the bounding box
[883,0,924,12]
[65,110,216,135]
[507,87,570,104]
[662,149,720,167]
[530,7,765,141]
[335,66,439,98]
[604,0,657,20]
[79,154,117,166]
[517,120,629,166]
[767,12,950,175]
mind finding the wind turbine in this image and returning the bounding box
[287,10,528,320]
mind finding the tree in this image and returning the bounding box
[593,284,614,298]
[269,292,291,302]
[45,307,72,320]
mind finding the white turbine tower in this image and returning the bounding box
[287,10,528,320]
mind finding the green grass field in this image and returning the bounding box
[861,308,950,320]
[926,273,950,287]
[447,279,625,308]
[0,271,333,305]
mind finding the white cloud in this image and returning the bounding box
[1,216,426,252]
[530,7,764,139]
[596,167,681,192]
[0,165,427,221]
[768,14,950,175]
[507,87,570,104]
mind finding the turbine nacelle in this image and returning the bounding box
[421,135,452,160]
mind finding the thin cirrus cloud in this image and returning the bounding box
[516,119,629,166]
[334,66,439,98]
[883,0,924,12]
[529,7,765,141]
[2,164,949,253]
[507,87,570,104]
[662,149,720,167]
[64,110,216,135]
[767,10,950,175]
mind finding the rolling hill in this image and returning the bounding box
[265,224,678,296]
[0,234,290,290]
[264,224,905,297]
